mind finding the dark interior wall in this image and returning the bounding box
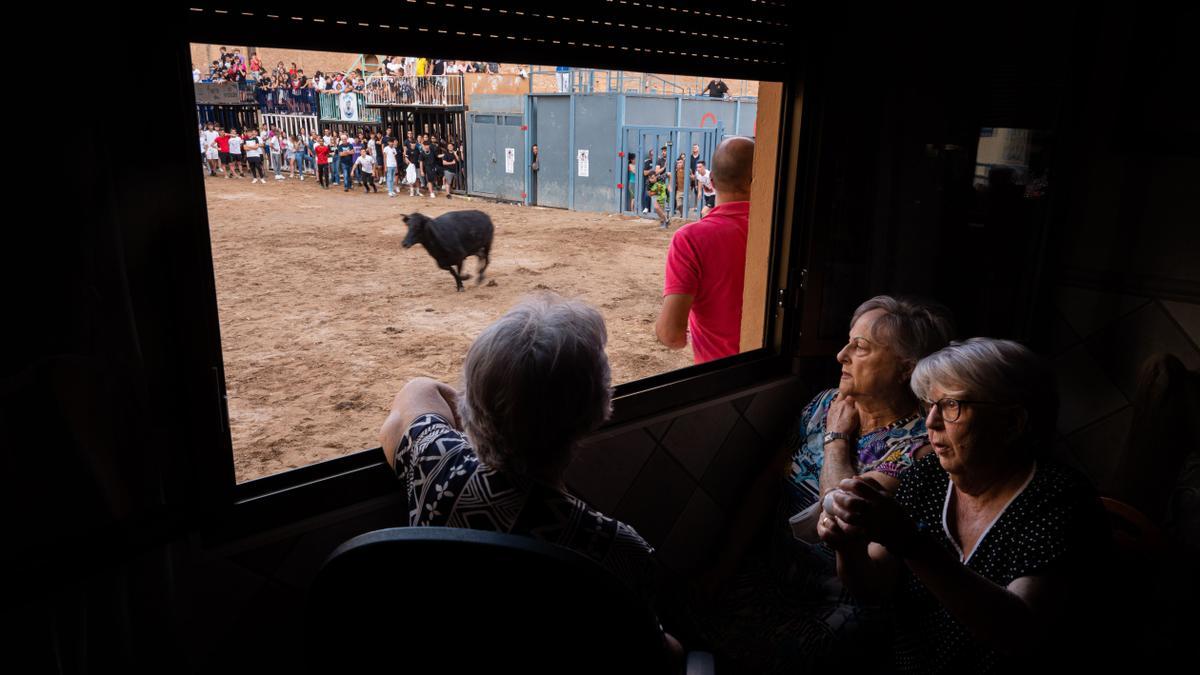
[1042,4,1199,535]
[796,4,1079,350]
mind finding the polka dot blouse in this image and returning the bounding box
[891,453,1108,674]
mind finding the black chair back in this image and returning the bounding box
[305,526,668,674]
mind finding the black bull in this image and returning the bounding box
[401,210,494,291]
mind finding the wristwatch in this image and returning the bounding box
[823,431,852,446]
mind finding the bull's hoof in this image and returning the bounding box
[455,286,464,292]
[460,274,473,281]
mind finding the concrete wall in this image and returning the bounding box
[463,73,529,105]
[625,96,678,126]
[469,94,524,113]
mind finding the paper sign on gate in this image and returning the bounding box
[577,149,589,177]
[505,148,515,174]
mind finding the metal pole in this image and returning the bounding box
[567,93,576,211]
[616,94,625,214]
[524,95,531,205]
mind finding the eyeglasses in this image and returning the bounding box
[918,397,1008,423]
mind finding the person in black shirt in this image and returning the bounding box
[530,144,540,205]
[419,139,437,198]
[442,142,459,198]
[655,146,670,186]
[453,141,466,192]
[642,155,655,212]
[704,79,730,98]
[336,133,355,191]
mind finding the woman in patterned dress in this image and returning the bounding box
[691,295,955,673]
[378,293,684,666]
[820,338,1108,673]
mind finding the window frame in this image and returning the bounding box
[175,8,809,542]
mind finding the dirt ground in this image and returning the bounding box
[205,173,694,482]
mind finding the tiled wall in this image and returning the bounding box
[567,376,805,572]
[1050,285,1200,495]
[177,374,805,669]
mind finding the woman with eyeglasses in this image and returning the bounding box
[819,338,1108,672]
[690,295,955,672]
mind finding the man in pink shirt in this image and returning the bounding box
[655,137,755,364]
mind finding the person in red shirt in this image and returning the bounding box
[214,128,233,178]
[314,134,331,189]
[655,136,754,364]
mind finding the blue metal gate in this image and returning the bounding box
[531,96,571,208]
[467,111,526,202]
[620,124,723,219]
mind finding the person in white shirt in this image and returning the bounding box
[404,151,418,196]
[244,129,266,183]
[193,68,201,82]
[286,135,298,178]
[199,124,209,171]
[694,160,717,217]
[227,130,245,178]
[353,148,378,193]
[203,125,220,176]
[268,130,284,180]
[366,134,378,184]
[383,139,399,197]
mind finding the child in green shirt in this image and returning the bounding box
[648,175,670,228]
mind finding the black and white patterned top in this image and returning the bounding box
[891,453,1107,674]
[394,413,658,605]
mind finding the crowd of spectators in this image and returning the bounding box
[192,49,498,114]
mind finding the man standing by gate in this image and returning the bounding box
[655,136,754,364]
[337,133,355,191]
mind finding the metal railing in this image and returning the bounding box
[526,67,754,98]
[363,74,465,107]
[528,68,628,94]
[259,113,320,141]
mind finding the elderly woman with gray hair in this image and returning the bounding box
[380,293,651,591]
[820,338,1108,672]
[692,295,955,672]
[379,293,685,661]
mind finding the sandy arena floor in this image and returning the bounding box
[204,172,695,482]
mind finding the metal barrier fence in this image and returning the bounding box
[259,113,320,140]
[362,74,465,107]
[526,68,754,98]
